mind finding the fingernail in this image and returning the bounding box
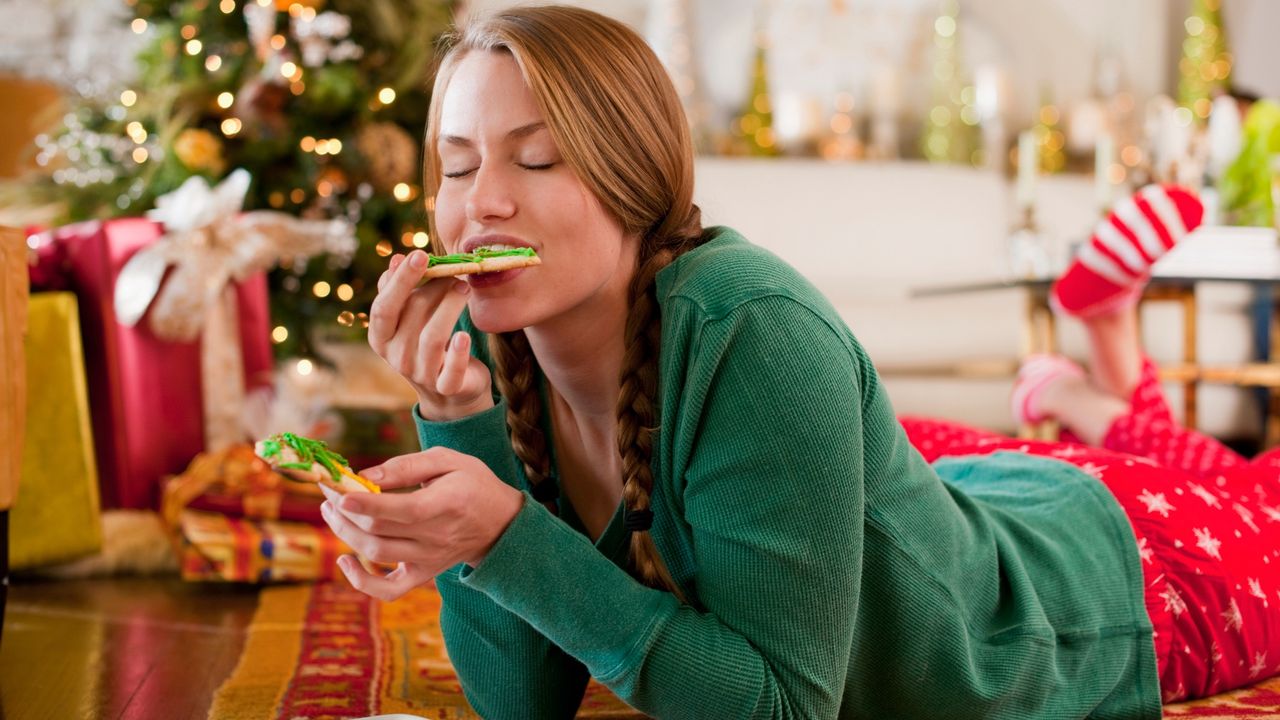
[453,279,470,294]
[362,466,383,482]
[390,254,403,270]
[410,251,426,269]
[320,502,331,517]
[451,332,468,351]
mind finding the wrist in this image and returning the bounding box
[465,485,525,568]
[416,393,494,422]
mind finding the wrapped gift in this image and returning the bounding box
[26,171,356,509]
[27,218,272,509]
[161,444,324,528]
[176,509,348,582]
[10,293,103,569]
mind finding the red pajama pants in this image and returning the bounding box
[901,358,1280,703]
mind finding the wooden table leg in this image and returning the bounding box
[1182,287,1198,430]
[1021,288,1060,441]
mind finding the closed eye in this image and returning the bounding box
[442,168,476,179]
[519,162,556,171]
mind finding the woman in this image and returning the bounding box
[319,6,1277,717]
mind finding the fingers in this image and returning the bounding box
[414,282,470,392]
[319,484,418,534]
[368,250,428,351]
[356,446,467,493]
[435,331,472,396]
[321,500,419,563]
[377,253,406,293]
[384,292,434,375]
[337,559,434,602]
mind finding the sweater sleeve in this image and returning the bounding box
[416,403,592,718]
[457,297,867,718]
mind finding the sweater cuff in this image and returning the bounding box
[458,497,674,677]
[413,401,522,489]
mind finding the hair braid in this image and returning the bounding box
[617,218,703,601]
[488,330,556,511]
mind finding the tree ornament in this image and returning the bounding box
[234,76,290,135]
[173,128,226,174]
[356,122,418,192]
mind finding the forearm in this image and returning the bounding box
[458,499,858,719]
[437,569,591,719]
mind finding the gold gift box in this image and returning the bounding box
[11,293,103,569]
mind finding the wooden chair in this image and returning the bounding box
[1,226,28,645]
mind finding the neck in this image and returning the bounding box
[525,260,638,421]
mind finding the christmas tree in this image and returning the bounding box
[17,0,457,360]
[921,0,979,165]
[1177,0,1232,123]
[733,33,778,157]
[1034,92,1067,174]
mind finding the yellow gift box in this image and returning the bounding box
[11,293,103,569]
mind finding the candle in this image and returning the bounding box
[1016,130,1036,210]
[1095,132,1114,211]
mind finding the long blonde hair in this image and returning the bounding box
[422,6,703,598]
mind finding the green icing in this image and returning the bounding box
[261,432,351,483]
[427,247,536,267]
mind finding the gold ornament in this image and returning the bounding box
[356,122,419,192]
[173,128,226,173]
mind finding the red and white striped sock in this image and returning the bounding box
[1051,184,1204,317]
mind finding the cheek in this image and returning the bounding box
[434,188,465,250]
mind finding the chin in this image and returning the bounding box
[467,302,533,335]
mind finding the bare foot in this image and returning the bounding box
[1037,374,1129,446]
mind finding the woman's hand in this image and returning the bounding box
[319,447,525,602]
[369,250,494,421]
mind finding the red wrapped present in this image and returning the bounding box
[27,218,272,509]
[26,172,356,510]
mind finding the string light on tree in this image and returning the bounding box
[1178,0,1231,122]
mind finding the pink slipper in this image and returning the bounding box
[1011,354,1086,425]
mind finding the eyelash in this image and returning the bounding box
[442,162,556,179]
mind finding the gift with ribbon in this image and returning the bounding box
[26,169,356,509]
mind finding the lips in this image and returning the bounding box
[466,266,527,289]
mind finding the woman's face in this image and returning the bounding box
[433,51,635,334]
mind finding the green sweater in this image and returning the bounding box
[416,227,1160,719]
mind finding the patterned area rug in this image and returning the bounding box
[209,582,1280,719]
[208,581,642,719]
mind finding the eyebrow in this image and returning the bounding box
[440,122,547,148]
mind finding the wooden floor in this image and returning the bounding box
[0,577,261,720]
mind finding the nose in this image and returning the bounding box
[465,162,517,223]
